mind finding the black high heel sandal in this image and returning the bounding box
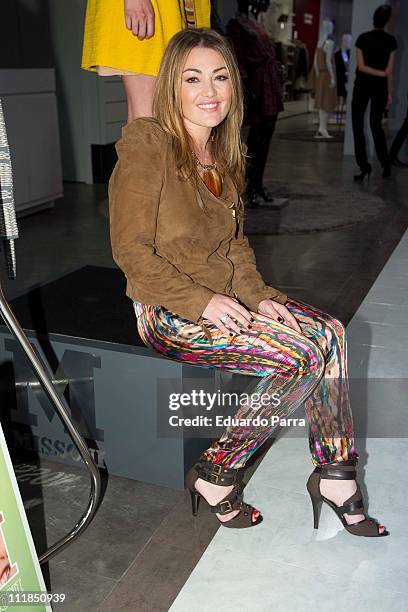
[185,461,263,529]
[382,163,392,179]
[254,185,274,202]
[306,456,389,537]
[353,164,372,183]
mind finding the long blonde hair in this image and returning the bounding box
[153,28,246,216]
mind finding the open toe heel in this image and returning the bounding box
[306,455,389,537]
[185,460,263,529]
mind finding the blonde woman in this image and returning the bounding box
[108,28,387,535]
[81,0,211,120]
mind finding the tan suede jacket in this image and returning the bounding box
[108,118,287,328]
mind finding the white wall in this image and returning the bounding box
[389,0,408,133]
[319,0,353,46]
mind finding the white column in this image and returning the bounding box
[389,0,408,131]
[344,0,391,156]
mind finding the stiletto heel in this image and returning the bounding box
[306,455,389,537]
[353,164,372,183]
[185,460,263,529]
[382,164,391,178]
[189,490,200,516]
[309,494,323,529]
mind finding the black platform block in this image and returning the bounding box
[6,266,143,346]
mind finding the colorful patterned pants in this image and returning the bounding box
[133,297,358,469]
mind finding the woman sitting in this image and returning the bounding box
[108,28,387,536]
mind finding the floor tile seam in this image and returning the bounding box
[346,341,408,351]
[50,555,120,584]
[49,517,165,585]
[245,482,311,499]
[43,513,164,541]
[94,535,213,611]
[366,301,408,307]
[102,504,205,585]
[104,532,157,586]
[246,479,408,510]
[349,320,408,327]
[96,580,125,612]
[178,550,408,594]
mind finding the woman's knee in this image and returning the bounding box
[302,340,325,381]
[262,334,325,382]
[326,315,346,342]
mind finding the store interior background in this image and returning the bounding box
[0,0,407,193]
[0,1,408,611]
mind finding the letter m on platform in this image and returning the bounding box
[4,339,104,442]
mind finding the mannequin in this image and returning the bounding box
[335,33,352,101]
[313,18,337,138]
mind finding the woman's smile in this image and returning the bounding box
[197,101,220,112]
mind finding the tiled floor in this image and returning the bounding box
[168,230,408,612]
[3,111,408,611]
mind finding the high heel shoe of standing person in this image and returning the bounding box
[353,163,372,182]
[382,163,392,178]
[185,460,263,528]
[306,455,389,537]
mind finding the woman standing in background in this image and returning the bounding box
[351,4,397,181]
[81,0,211,121]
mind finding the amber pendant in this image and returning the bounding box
[203,168,222,197]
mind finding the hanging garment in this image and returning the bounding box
[313,46,337,113]
[227,15,284,123]
[335,48,350,98]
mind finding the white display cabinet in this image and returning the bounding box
[0,68,63,215]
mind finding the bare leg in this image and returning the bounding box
[122,74,157,122]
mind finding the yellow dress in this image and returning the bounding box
[81,0,211,77]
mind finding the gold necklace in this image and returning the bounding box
[192,149,223,197]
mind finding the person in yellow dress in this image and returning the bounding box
[81,0,211,121]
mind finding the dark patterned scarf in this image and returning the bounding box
[0,98,18,279]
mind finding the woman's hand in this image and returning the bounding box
[124,0,155,40]
[202,295,253,335]
[258,299,303,335]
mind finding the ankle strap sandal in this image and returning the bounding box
[185,460,262,529]
[306,455,389,537]
[193,460,244,486]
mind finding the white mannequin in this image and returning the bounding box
[340,33,351,104]
[314,18,336,138]
[341,33,352,63]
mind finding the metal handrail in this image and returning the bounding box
[0,284,102,564]
[0,94,101,564]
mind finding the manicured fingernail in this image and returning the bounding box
[248,324,252,329]
[250,317,255,322]
[229,333,233,336]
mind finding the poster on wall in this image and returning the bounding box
[0,423,52,612]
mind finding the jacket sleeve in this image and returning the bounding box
[108,120,215,323]
[227,215,288,311]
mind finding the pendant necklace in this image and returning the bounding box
[192,150,223,198]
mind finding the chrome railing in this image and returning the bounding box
[0,97,102,564]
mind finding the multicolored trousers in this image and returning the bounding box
[133,297,358,469]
